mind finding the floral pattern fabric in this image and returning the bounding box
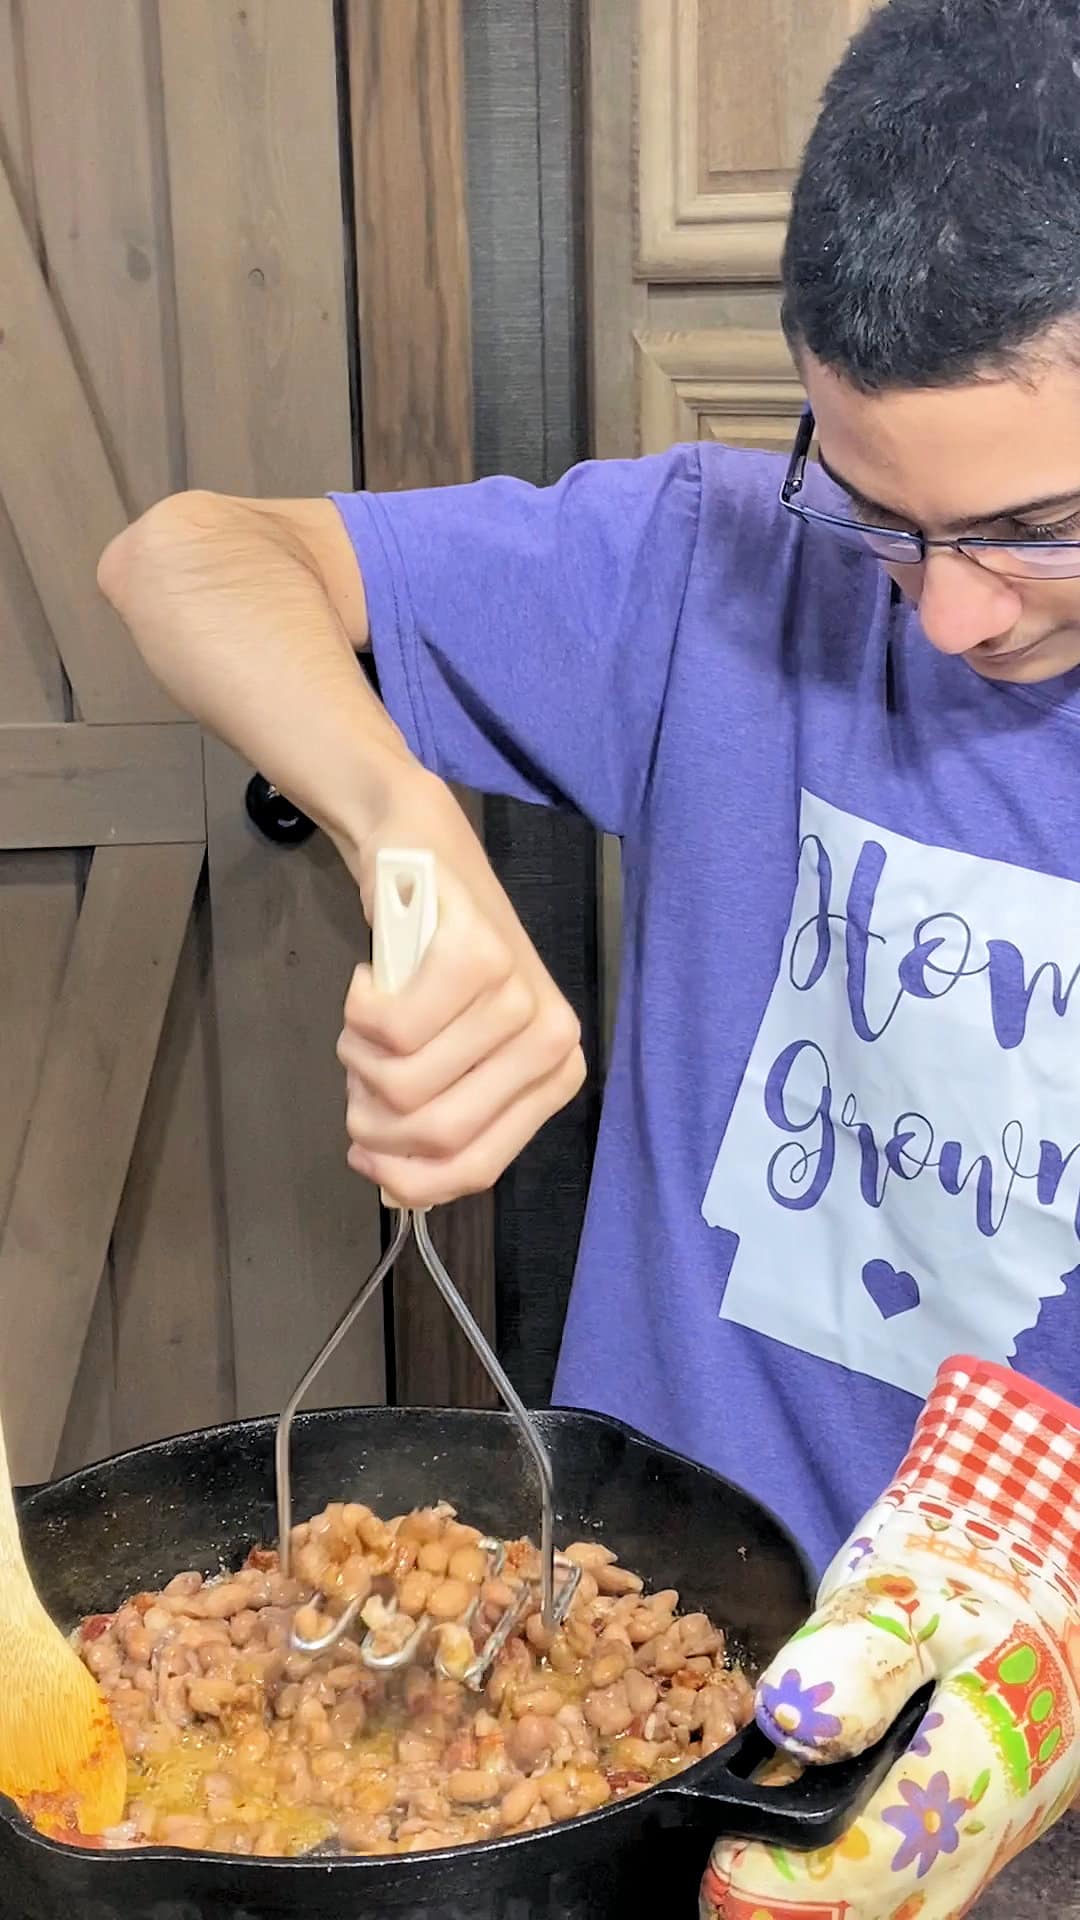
[701,1355,1080,1919]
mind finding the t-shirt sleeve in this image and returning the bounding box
[328,445,703,838]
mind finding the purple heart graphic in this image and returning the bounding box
[862,1259,921,1320]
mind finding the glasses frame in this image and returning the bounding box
[778,407,1080,581]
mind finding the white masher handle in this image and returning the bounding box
[371,848,438,1211]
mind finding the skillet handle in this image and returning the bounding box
[656,1686,932,1849]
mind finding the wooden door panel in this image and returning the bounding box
[636,327,805,455]
[638,0,873,279]
[158,0,385,1418]
[0,843,204,1481]
[0,153,174,723]
[0,0,401,1482]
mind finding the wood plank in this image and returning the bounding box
[0,721,204,849]
[52,1283,115,1477]
[0,0,34,226]
[0,8,88,1455]
[0,853,76,1231]
[109,878,235,1453]
[0,147,174,722]
[20,0,215,1468]
[348,0,496,1407]
[159,0,384,1418]
[587,0,648,462]
[347,0,473,490]
[158,0,353,498]
[21,0,184,514]
[587,0,648,1071]
[0,841,203,1481]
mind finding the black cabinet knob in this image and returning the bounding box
[244,773,318,846]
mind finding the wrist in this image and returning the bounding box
[328,758,450,889]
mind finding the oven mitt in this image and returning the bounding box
[701,1355,1080,1919]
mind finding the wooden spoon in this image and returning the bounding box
[0,1408,126,1841]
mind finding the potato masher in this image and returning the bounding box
[275,849,581,1688]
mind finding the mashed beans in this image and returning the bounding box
[77,1500,754,1857]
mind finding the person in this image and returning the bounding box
[97,0,1080,1909]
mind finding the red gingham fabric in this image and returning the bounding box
[887,1355,1080,1582]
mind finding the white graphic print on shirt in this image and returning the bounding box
[701,790,1080,1398]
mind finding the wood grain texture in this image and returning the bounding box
[0,0,34,229]
[0,1,88,1465]
[20,0,226,1470]
[21,0,184,514]
[636,0,872,280]
[588,0,649,463]
[159,0,352,499]
[701,0,870,190]
[634,326,802,453]
[348,0,496,1408]
[0,721,204,848]
[0,148,172,722]
[0,842,203,1482]
[160,0,384,1417]
[108,877,235,1453]
[347,0,473,491]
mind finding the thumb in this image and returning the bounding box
[756,1573,933,1765]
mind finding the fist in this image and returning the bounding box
[338,864,585,1206]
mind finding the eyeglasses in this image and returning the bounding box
[779,408,1080,581]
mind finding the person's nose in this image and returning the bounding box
[915,550,1024,656]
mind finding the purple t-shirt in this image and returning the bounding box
[331,444,1080,1574]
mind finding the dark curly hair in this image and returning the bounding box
[782,0,1080,390]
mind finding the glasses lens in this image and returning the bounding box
[793,507,922,565]
[961,542,1080,581]
[790,460,922,565]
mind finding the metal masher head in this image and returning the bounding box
[275,1207,581,1685]
[273,850,581,1688]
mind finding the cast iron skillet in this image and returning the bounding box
[4,1406,925,1920]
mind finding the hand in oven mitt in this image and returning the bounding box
[702,1356,1080,1920]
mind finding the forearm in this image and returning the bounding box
[98,490,415,871]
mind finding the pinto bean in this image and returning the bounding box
[589,1642,630,1688]
[583,1681,634,1738]
[699,1679,739,1755]
[447,1768,502,1806]
[564,1542,616,1571]
[163,1572,203,1600]
[193,1581,249,1620]
[500,1776,540,1828]
[448,1545,489,1586]
[637,1625,684,1675]
[427,1577,473,1622]
[83,1639,120,1678]
[397,1569,436,1617]
[82,1496,755,1861]
[507,1713,559,1771]
[187,1676,238,1717]
[510,1684,563,1720]
[596,1564,644,1597]
[158,1814,212,1849]
[563,1613,598,1659]
[623,1669,659,1717]
[524,1611,555,1655]
[418,1540,450,1577]
[675,1614,723,1659]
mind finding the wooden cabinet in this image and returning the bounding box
[589,0,873,460]
[588,0,872,1055]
